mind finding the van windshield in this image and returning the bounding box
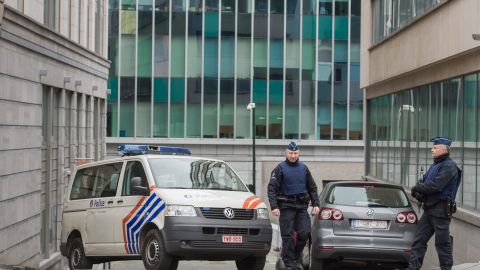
[148,158,249,192]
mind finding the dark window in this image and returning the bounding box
[122,161,148,196]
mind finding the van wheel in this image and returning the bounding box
[68,238,93,270]
[235,256,266,270]
[141,229,172,270]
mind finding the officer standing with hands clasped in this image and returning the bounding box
[408,137,462,270]
[268,141,320,270]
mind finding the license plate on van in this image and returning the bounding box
[222,235,243,243]
[351,219,387,229]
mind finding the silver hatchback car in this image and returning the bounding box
[309,181,417,270]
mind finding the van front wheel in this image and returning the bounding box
[68,238,93,270]
[141,229,173,270]
[235,256,266,270]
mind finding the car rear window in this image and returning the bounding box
[327,185,410,208]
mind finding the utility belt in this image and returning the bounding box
[424,198,457,217]
[277,193,310,205]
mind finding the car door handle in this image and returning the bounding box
[107,200,114,205]
[117,200,124,204]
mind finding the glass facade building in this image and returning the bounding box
[107,0,362,141]
[367,72,480,211]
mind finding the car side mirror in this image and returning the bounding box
[131,177,150,196]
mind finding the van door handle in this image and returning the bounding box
[107,200,114,205]
[117,200,124,204]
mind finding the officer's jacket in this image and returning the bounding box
[415,154,461,208]
[267,159,320,210]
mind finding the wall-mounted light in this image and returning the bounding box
[64,77,71,83]
[39,70,48,77]
[92,85,98,91]
[473,34,480,41]
[75,80,82,87]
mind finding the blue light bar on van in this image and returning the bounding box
[117,144,191,156]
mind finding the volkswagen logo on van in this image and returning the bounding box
[224,208,235,219]
[366,208,374,217]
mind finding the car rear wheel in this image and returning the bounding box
[141,229,173,270]
[68,238,93,270]
[235,256,266,270]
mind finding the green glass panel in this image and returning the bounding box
[153,78,168,137]
[334,40,348,63]
[269,80,283,139]
[302,40,315,80]
[466,73,479,141]
[317,79,331,140]
[107,76,118,137]
[253,39,267,68]
[237,37,251,79]
[318,16,332,39]
[186,79,201,137]
[220,81,234,138]
[270,40,283,69]
[203,78,217,138]
[253,80,267,138]
[349,64,362,140]
[285,39,300,69]
[236,79,251,139]
[334,16,348,40]
[171,38,185,77]
[204,38,218,77]
[301,80,315,139]
[285,80,299,139]
[302,15,316,39]
[170,78,185,137]
[205,12,219,37]
[221,37,235,78]
[187,37,202,78]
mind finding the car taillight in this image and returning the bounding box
[396,211,417,224]
[318,208,344,220]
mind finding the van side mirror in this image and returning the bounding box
[247,184,255,193]
[131,177,150,196]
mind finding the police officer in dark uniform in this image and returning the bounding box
[268,141,320,270]
[408,137,462,270]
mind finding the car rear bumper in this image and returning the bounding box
[161,216,272,260]
[311,245,411,263]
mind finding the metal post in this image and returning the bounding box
[247,103,256,194]
[252,106,256,194]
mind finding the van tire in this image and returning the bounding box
[141,229,172,270]
[68,238,93,270]
[235,256,266,270]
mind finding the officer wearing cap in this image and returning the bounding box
[407,137,462,270]
[268,141,320,270]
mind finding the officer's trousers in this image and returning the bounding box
[408,208,453,270]
[279,207,311,267]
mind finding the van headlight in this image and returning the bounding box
[165,205,197,217]
[257,208,269,219]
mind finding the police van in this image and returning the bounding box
[60,145,272,270]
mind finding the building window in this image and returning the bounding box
[367,72,480,211]
[372,0,442,44]
[44,0,59,30]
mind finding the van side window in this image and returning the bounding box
[93,162,123,197]
[122,161,148,196]
[70,167,96,200]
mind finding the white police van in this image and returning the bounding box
[60,145,272,270]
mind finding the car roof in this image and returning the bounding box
[326,181,404,189]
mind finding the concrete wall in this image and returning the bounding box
[0,3,109,269]
[361,0,480,97]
